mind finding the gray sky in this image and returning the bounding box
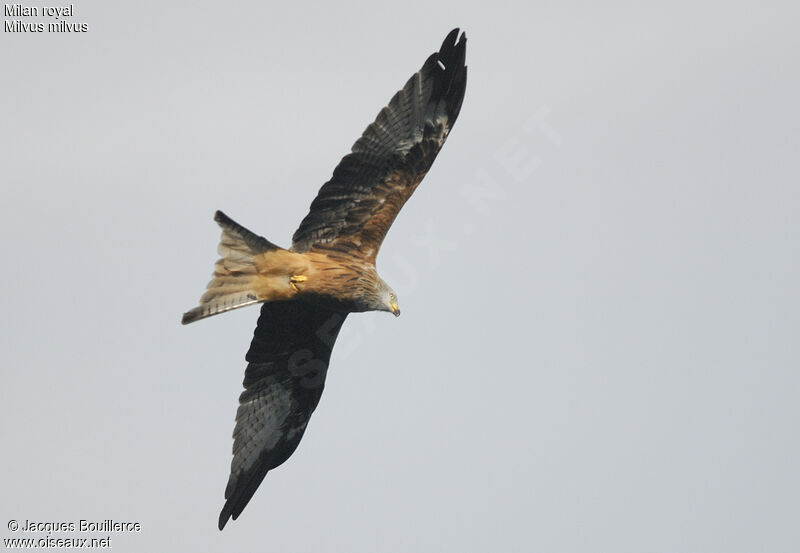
[2,1,799,551]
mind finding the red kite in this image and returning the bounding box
[183,28,467,530]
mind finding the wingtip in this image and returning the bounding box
[218,511,229,531]
[437,28,467,71]
[218,495,242,531]
[441,28,467,52]
[432,28,467,123]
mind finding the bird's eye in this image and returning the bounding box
[389,293,395,301]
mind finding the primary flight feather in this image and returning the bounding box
[182,28,467,530]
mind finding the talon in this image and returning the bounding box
[289,274,307,292]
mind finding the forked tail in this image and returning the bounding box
[182,211,280,324]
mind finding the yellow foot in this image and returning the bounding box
[289,274,307,292]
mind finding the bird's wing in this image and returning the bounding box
[290,28,467,263]
[218,300,347,530]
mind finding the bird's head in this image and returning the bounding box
[388,291,401,317]
[376,279,401,317]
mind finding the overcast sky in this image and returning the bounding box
[2,1,799,552]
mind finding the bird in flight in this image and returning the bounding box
[182,28,467,530]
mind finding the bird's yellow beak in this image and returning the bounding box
[390,300,400,317]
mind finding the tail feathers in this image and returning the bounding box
[214,210,278,263]
[182,211,279,325]
[181,292,260,325]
